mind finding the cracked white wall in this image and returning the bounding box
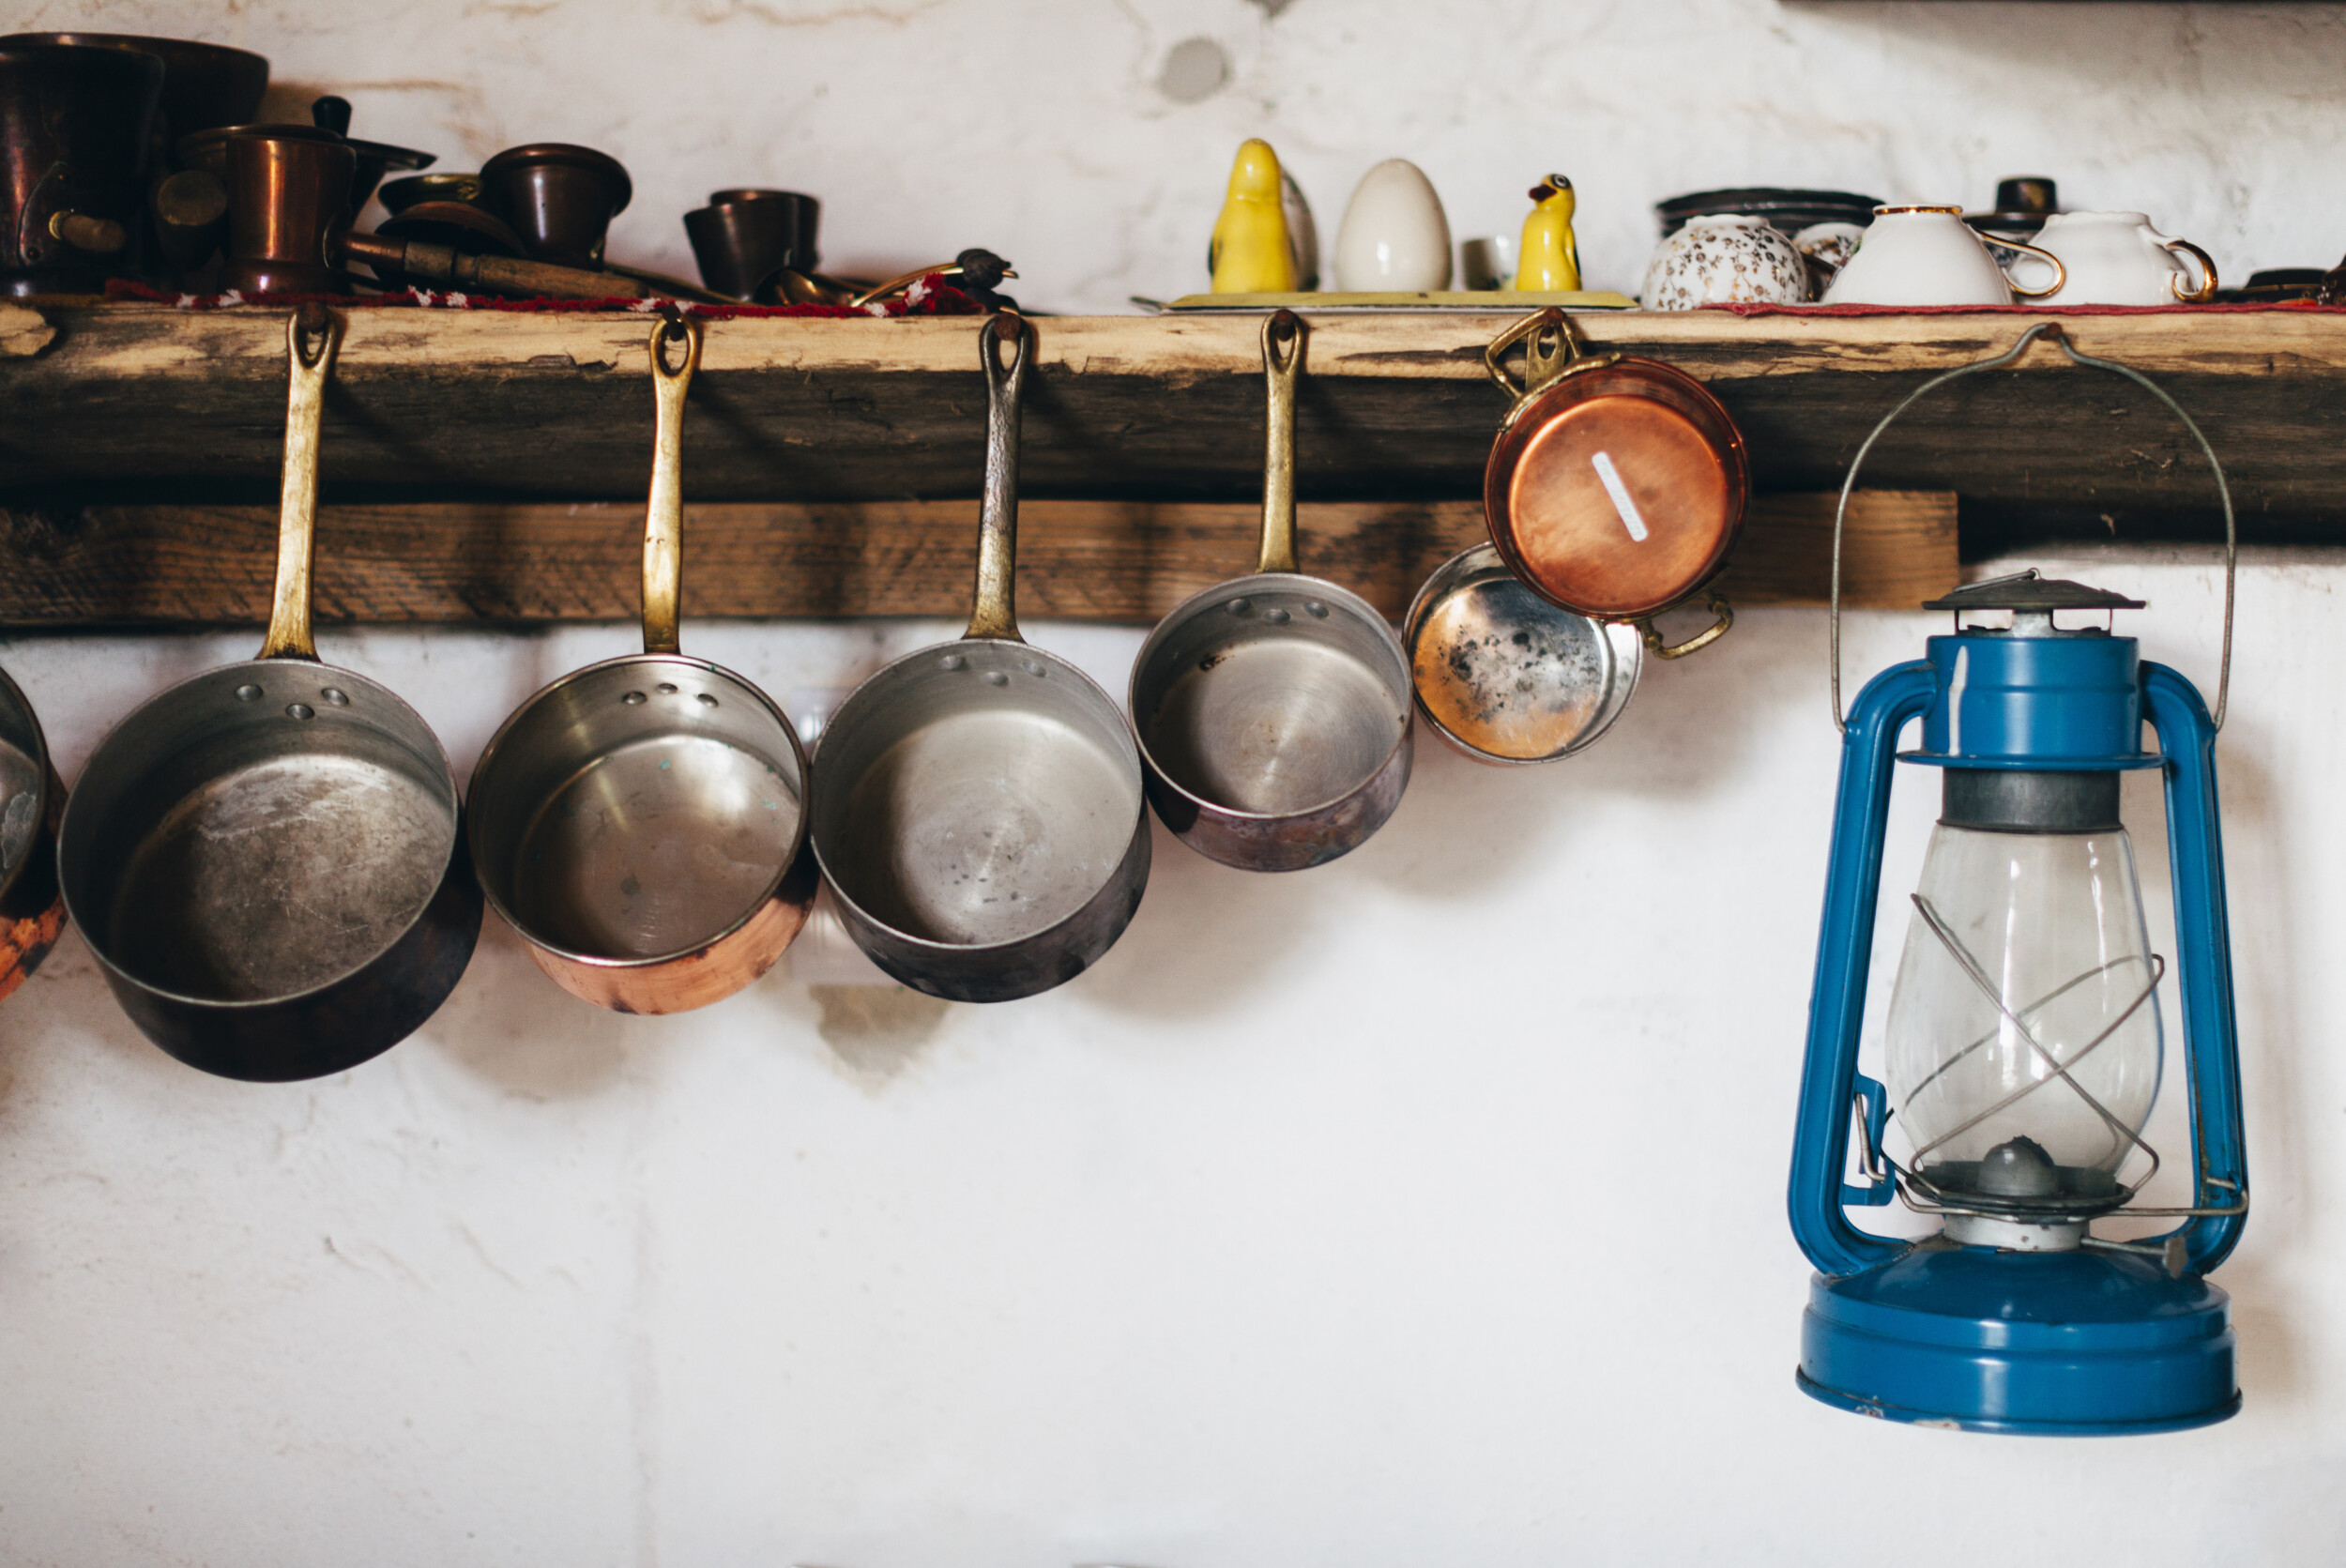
[5,3,2346,1565]
[10,0,2346,303]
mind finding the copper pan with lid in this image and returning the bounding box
[1481,308,1746,659]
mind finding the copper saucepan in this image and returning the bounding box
[465,315,816,1013]
[1482,308,1747,659]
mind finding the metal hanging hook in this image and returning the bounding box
[1829,321,2236,734]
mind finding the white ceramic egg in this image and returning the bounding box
[1333,159,1452,292]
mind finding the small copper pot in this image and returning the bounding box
[684,189,819,297]
[0,665,65,1006]
[480,143,631,269]
[1482,308,1745,658]
[208,128,355,295]
[0,43,162,295]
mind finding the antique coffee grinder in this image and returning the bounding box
[1788,325,2249,1433]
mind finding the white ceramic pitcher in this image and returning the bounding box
[2017,211,2218,305]
[1823,205,2064,306]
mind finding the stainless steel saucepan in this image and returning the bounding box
[1127,311,1413,869]
[57,308,481,1080]
[808,314,1150,1003]
[465,314,815,1013]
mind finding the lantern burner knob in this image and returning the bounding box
[1974,1135,2064,1197]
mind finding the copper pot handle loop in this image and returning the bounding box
[1257,310,1304,575]
[259,305,345,662]
[1996,236,2067,300]
[1828,320,2235,733]
[2166,239,2219,304]
[641,313,701,657]
[1638,592,1735,661]
[967,312,1031,643]
[1484,307,1576,402]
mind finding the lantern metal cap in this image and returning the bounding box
[1923,569,2143,615]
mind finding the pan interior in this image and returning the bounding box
[813,641,1143,949]
[1410,565,1637,761]
[469,657,806,964]
[62,663,459,1005]
[1133,576,1410,817]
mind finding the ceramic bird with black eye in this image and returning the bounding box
[1210,138,1298,293]
[1516,173,1581,292]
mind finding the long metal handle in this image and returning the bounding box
[259,307,343,662]
[1829,320,2235,732]
[642,314,701,655]
[966,313,1030,642]
[1257,310,1303,574]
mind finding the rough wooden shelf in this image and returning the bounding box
[0,303,2334,542]
[0,492,1954,629]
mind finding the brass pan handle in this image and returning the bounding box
[259,306,344,662]
[1638,592,1734,661]
[641,313,701,656]
[1257,310,1303,575]
[2165,238,2219,304]
[967,312,1031,643]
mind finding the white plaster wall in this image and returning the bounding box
[11,0,2346,304]
[5,1,2346,1563]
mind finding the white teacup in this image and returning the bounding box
[2012,211,2217,305]
[1823,205,2064,307]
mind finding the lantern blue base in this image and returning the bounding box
[1798,1244,2238,1435]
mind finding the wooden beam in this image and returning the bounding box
[0,303,2330,526]
[0,491,1954,629]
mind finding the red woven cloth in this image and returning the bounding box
[1700,298,2346,317]
[100,274,987,316]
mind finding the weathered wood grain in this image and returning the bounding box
[0,305,2329,525]
[0,491,1954,629]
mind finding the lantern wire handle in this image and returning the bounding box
[1831,321,2236,734]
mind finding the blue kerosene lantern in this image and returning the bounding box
[1788,326,2248,1434]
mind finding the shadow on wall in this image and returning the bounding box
[1077,608,1830,1021]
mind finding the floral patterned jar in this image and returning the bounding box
[1640,214,1809,310]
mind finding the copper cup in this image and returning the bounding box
[0,43,163,295]
[215,129,355,295]
[479,143,631,268]
[684,189,819,298]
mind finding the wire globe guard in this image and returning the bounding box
[1786,653,2247,1433]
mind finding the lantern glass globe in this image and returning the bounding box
[1883,823,2164,1209]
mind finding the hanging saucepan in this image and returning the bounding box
[1482,308,1747,659]
[465,315,816,1014]
[57,308,480,1080]
[809,314,1150,1003]
[1128,311,1412,869]
[0,664,66,1002]
[1402,542,1643,765]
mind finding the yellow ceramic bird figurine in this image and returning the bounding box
[1515,173,1581,292]
[1210,138,1299,294]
